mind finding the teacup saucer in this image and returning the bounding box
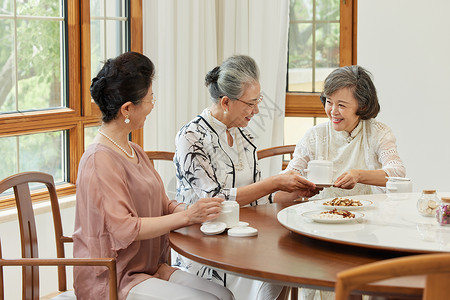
[315,183,334,188]
[228,225,258,237]
[200,222,227,235]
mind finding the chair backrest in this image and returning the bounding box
[0,172,70,298]
[257,145,295,170]
[335,253,450,300]
[145,151,175,166]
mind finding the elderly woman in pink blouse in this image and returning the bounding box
[72,52,234,300]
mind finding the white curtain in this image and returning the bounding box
[143,0,290,196]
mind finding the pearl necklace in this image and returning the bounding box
[98,129,135,158]
[207,109,244,171]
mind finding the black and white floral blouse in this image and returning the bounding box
[174,108,271,286]
[174,108,270,207]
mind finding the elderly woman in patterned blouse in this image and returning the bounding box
[275,65,406,203]
[173,55,320,300]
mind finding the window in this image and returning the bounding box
[284,0,356,149]
[0,0,143,209]
[285,0,356,144]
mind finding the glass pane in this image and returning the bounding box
[84,126,100,150]
[90,0,104,17]
[284,117,329,146]
[289,0,312,21]
[316,0,339,21]
[288,23,313,92]
[106,20,127,59]
[0,19,16,113]
[16,19,63,111]
[284,117,315,145]
[1,0,13,15]
[0,136,18,184]
[0,131,66,195]
[90,19,104,79]
[315,23,339,90]
[16,0,62,17]
[106,0,126,17]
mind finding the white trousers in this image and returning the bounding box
[127,269,234,300]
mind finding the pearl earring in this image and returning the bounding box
[124,115,130,124]
[224,110,228,115]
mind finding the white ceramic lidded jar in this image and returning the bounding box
[215,201,239,228]
[417,190,440,217]
[385,177,413,193]
[304,157,333,184]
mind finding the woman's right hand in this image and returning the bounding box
[275,172,317,193]
[186,197,223,225]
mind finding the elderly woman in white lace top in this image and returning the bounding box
[275,65,406,202]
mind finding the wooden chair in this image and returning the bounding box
[145,151,175,166]
[335,253,450,300]
[0,172,118,300]
[257,145,295,171]
[256,144,295,160]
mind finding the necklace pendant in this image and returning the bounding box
[235,161,244,171]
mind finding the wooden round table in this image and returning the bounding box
[170,203,424,298]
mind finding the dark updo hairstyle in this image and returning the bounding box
[90,51,155,122]
[205,55,259,103]
[320,65,380,120]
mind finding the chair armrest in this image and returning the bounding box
[0,257,117,300]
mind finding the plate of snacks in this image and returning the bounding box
[316,197,373,210]
[302,208,364,223]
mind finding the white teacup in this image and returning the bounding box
[215,201,239,228]
[386,177,413,193]
[304,157,333,184]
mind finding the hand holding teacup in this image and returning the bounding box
[333,170,360,189]
[186,197,223,224]
[282,170,322,198]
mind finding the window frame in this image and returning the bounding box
[285,0,357,118]
[0,0,143,210]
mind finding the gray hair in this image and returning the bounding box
[205,55,260,103]
[320,65,380,120]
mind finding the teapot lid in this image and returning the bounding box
[386,177,411,182]
[309,156,333,166]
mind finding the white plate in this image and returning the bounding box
[301,210,364,224]
[316,199,373,210]
[200,222,227,235]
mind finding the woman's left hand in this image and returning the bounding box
[333,170,360,189]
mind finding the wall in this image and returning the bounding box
[358,0,450,192]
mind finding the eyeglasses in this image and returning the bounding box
[221,95,263,108]
[142,93,156,105]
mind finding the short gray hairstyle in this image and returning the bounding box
[320,65,380,120]
[205,55,260,103]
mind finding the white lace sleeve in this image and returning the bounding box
[284,129,316,176]
[373,122,406,178]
